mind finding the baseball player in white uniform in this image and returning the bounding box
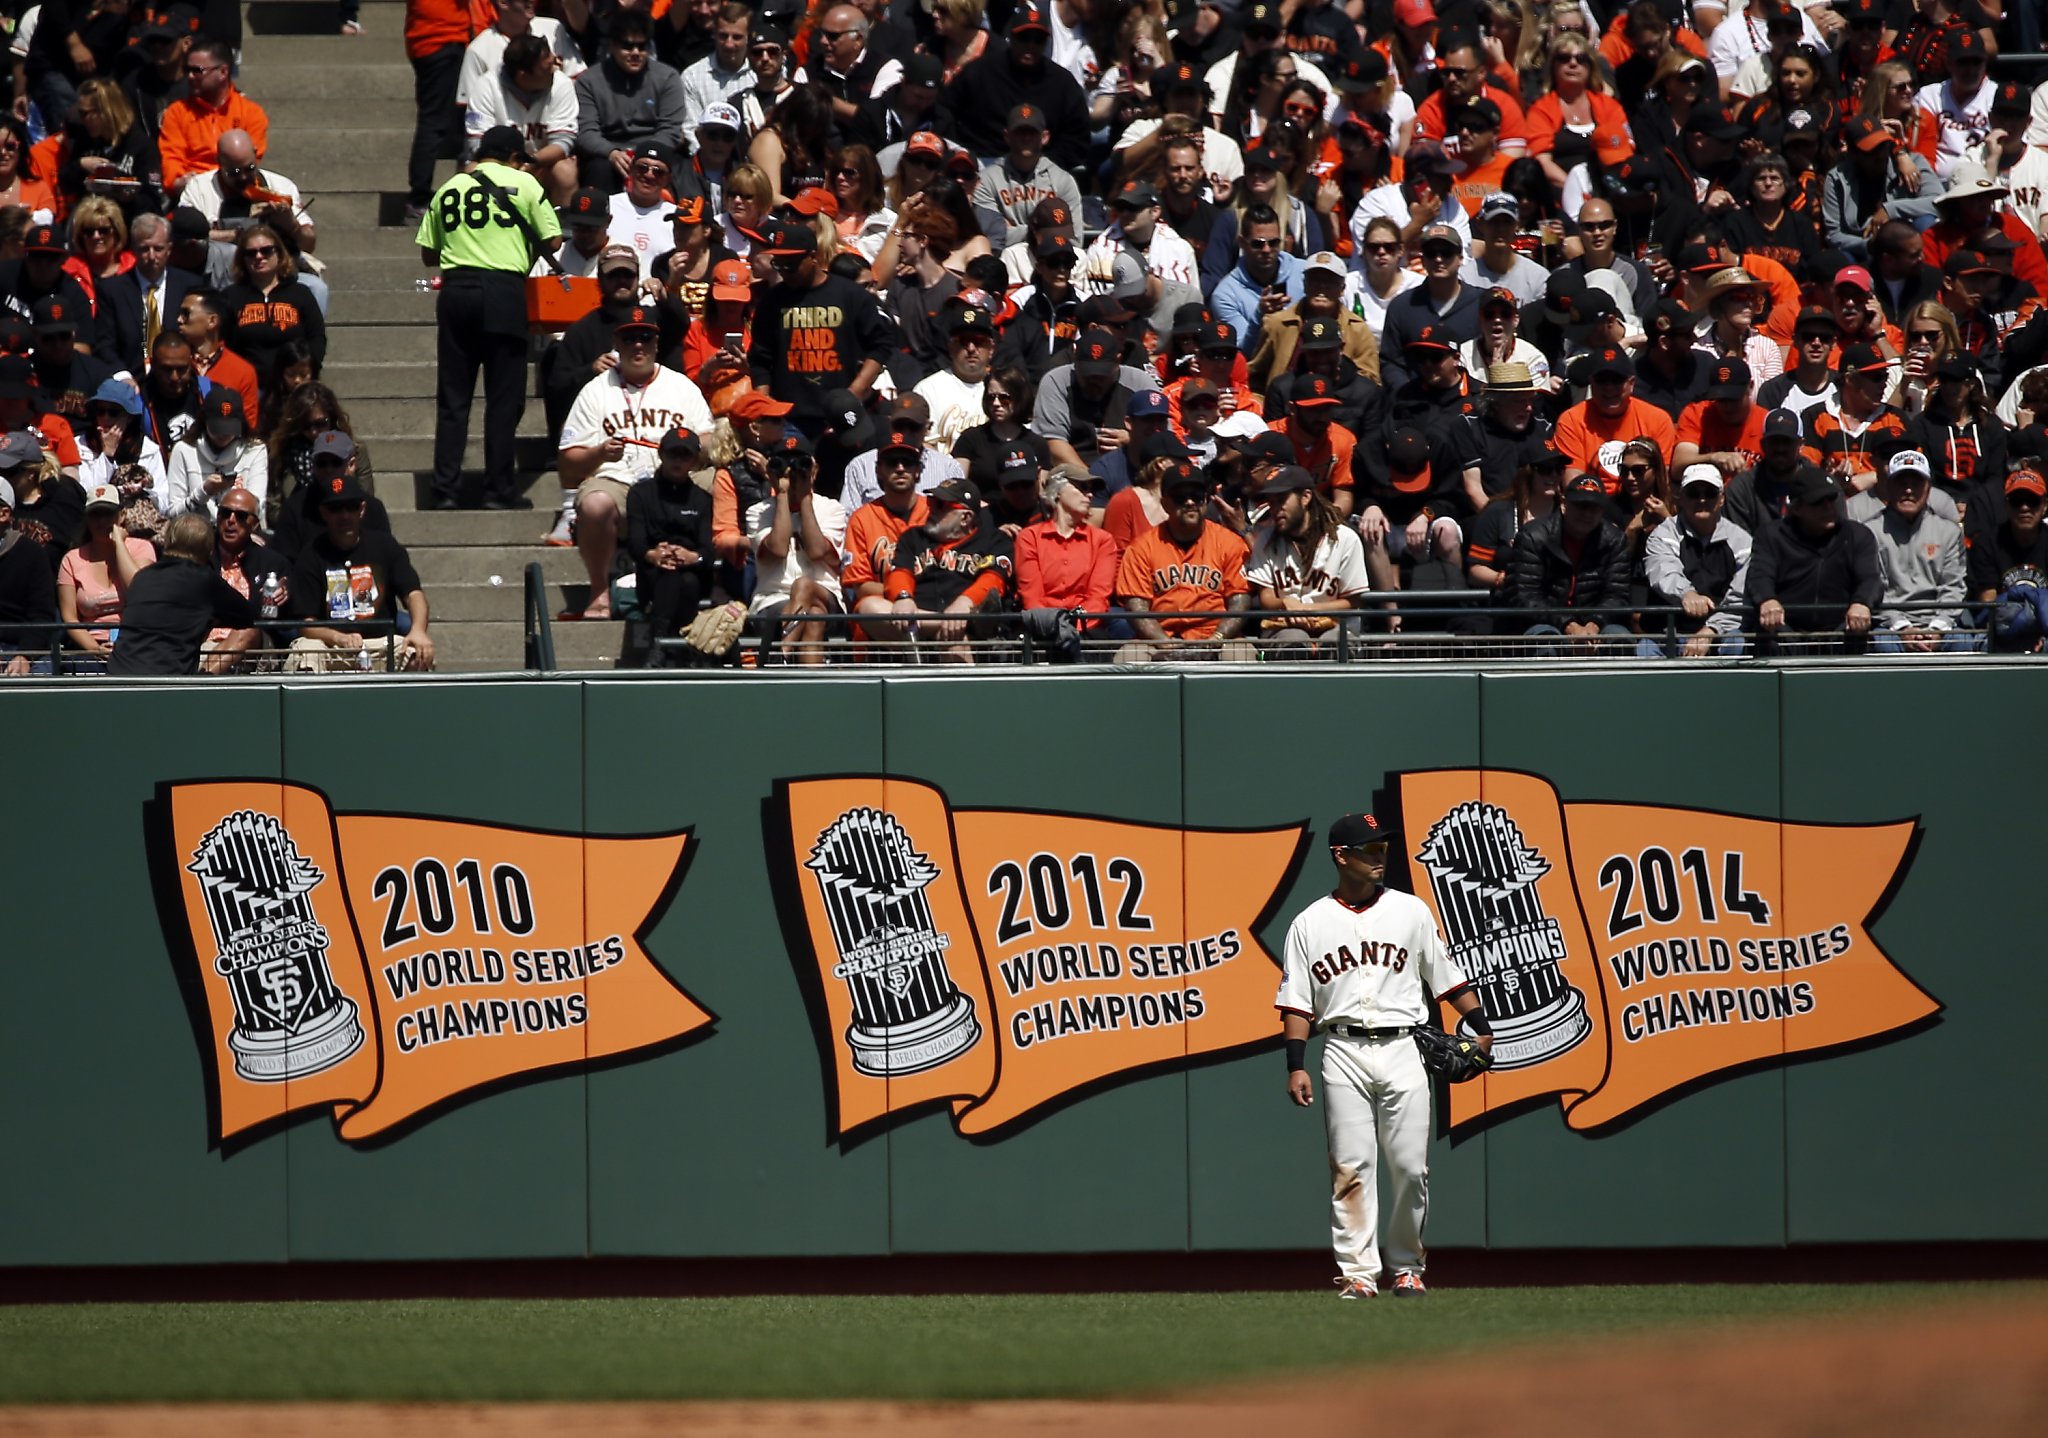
[1276,812,1493,1299]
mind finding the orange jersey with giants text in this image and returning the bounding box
[841,496,931,590]
[1114,520,1249,640]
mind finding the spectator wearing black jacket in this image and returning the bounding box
[1725,410,1828,536]
[0,471,60,675]
[1,227,111,366]
[942,8,1092,173]
[626,427,717,664]
[1746,471,1881,655]
[853,53,952,155]
[107,514,259,677]
[880,476,1015,662]
[1510,473,1635,647]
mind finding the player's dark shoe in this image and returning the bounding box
[1336,1277,1377,1299]
[1391,1273,1427,1297]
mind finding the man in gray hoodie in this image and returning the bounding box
[1864,448,1979,652]
[576,13,689,188]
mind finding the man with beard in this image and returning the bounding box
[1247,464,1370,646]
[1725,409,1828,535]
[141,333,205,449]
[1114,460,1252,661]
[943,5,1092,172]
[880,477,1015,663]
[914,307,1000,454]
[1632,299,1714,420]
[1267,375,1356,517]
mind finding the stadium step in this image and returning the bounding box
[235,2,586,671]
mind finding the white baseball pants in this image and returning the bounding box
[1322,1032,1432,1286]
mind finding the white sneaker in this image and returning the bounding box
[1335,1277,1377,1300]
[541,506,576,547]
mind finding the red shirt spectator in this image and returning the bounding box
[1015,473,1117,615]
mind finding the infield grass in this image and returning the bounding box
[0,1283,2034,1403]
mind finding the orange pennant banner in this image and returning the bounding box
[776,779,1306,1139]
[1396,770,1939,1134]
[156,781,712,1146]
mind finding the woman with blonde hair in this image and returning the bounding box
[1480,0,1543,99]
[930,0,990,85]
[1090,9,1171,130]
[1526,33,1633,191]
[42,77,160,220]
[65,194,130,311]
[721,161,776,264]
[1897,300,1964,414]
[1860,61,1939,176]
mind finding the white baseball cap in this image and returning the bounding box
[698,102,743,132]
[1212,410,1269,439]
[84,482,121,512]
[1678,463,1724,491]
[1888,448,1932,478]
[1303,250,1346,278]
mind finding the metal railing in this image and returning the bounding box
[523,562,558,673]
[625,597,1998,670]
[1,618,401,675]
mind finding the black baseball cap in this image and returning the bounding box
[1328,812,1397,848]
[1563,473,1608,504]
[1588,346,1635,379]
[1073,327,1121,379]
[1704,356,1752,400]
[1763,410,1802,442]
[1257,464,1317,498]
[1794,471,1839,506]
[819,388,874,449]
[659,426,702,460]
[928,476,982,508]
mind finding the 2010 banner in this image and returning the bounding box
[1396,770,1938,1133]
[151,781,713,1147]
[771,778,1307,1141]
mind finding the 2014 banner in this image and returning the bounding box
[1395,770,1938,1134]
[151,781,713,1147]
[770,778,1307,1141]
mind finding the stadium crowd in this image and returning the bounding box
[4,0,2048,673]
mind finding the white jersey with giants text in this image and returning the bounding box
[1275,888,1469,1030]
[559,366,714,488]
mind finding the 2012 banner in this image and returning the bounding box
[150,781,713,1148]
[1395,769,1939,1134]
[770,778,1307,1141]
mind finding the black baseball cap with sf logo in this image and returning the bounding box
[1705,356,1753,400]
[1074,327,1120,379]
[1329,812,1398,848]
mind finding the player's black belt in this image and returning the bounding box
[1329,1024,1417,1040]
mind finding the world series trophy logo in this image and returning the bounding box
[187,809,365,1082]
[1415,801,1591,1070]
[805,807,981,1077]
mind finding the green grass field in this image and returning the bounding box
[1,1283,2031,1404]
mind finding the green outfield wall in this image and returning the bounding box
[1,666,2037,1267]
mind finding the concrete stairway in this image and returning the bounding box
[242,0,619,670]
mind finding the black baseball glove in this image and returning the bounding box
[1413,1025,1493,1083]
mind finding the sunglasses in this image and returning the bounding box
[242,244,278,258]
[1241,235,1281,249]
[2009,490,2045,506]
[185,63,225,76]
[1908,330,1943,342]
[750,44,784,58]
[219,508,256,522]
[1579,219,1616,231]
[1364,240,1401,253]
[833,167,861,180]
[1681,486,1720,500]
[78,225,115,238]
[614,39,650,51]
[1619,463,1652,478]
[1555,54,1589,66]
[821,28,856,40]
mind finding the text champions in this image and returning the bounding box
[381,938,626,1053]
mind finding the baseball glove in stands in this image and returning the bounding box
[1413,1025,1493,1083]
[681,601,747,660]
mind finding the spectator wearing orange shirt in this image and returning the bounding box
[1015,465,1117,620]
[1446,98,1513,219]
[157,37,271,197]
[1552,346,1678,495]
[1113,462,1251,658]
[1526,34,1633,194]
[1675,358,1767,479]
[846,427,934,640]
[1267,374,1356,518]
[1411,36,1528,161]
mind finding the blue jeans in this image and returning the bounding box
[1869,627,1983,654]
[1524,622,1632,656]
[1635,630,1745,659]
